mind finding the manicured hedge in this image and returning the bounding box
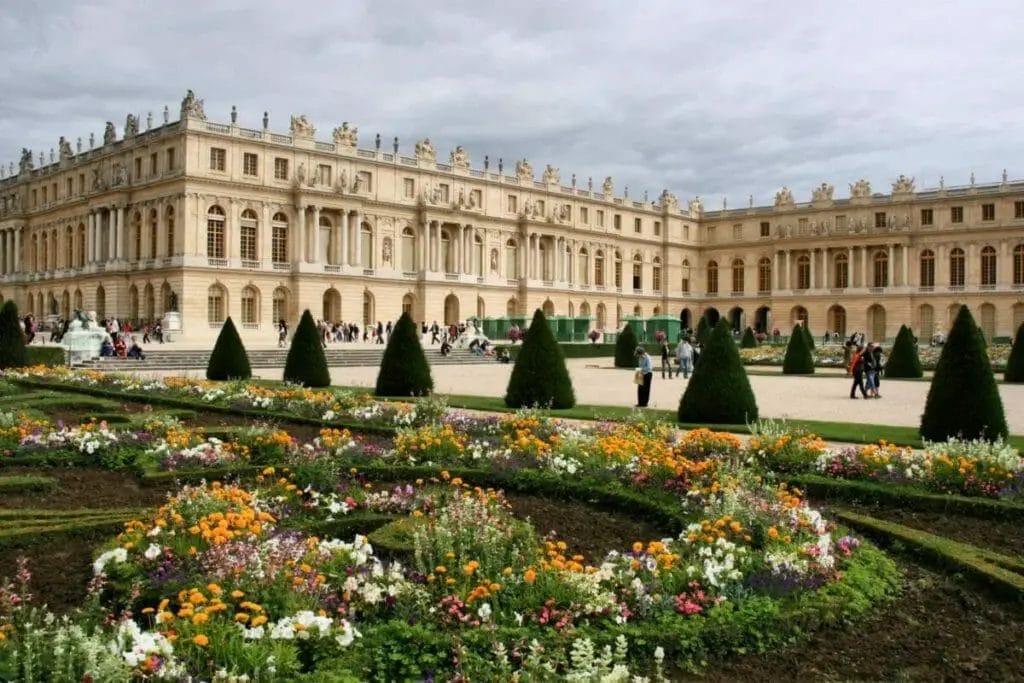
[376,312,433,396]
[505,309,575,409]
[782,324,814,374]
[0,300,28,369]
[1006,322,1024,383]
[679,319,758,423]
[206,317,252,380]
[284,309,330,387]
[26,346,66,367]
[885,324,923,378]
[614,323,639,367]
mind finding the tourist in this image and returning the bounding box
[385,320,393,338]
[114,335,127,359]
[440,339,452,356]
[660,339,672,379]
[675,338,694,379]
[153,321,164,343]
[100,338,115,357]
[848,345,868,399]
[869,343,885,398]
[23,314,35,344]
[127,336,145,360]
[692,338,702,367]
[635,346,653,408]
[430,321,440,344]
[277,319,288,347]
[496,348,511,364]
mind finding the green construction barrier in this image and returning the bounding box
[572,317,592,341]
[623,316,646,342]
[555,316,574,342]
[482,318,499,339]
[645,315,681,343]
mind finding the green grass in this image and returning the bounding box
[0,475,55,492]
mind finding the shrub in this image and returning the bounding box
[504,309,575,409]
[920,305,1007,441]
[802,323,815,350]
[0,300,28,370]
[26,346,65,367]
[679,319,758,424]
[376,312,433,396]
[283,309,331,387]
[782,324,815,374]
[740,326,757,348]
[614,323,638,368]
[206,317,252,380]
[1006,322,1024,383]
[885,324,923,378]
[696,316,711,346]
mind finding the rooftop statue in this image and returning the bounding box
[891,174,915,194]
[332,122,358,148]
[849,178,871,198]
[124,113,139,138]
[415,138,437,163]
[58,136,73,161]
[18,148,33,173]
[688,196,703,214]
[103,122,116,146]
[774,186,794,206]
[602,176,613,195]
[659,189,679,210]
[811,182,834,202]
[542,164,560,185]
[290,114,315,139]
[516,159,534,182]
[451,145,469,168]
[180,89,206,120]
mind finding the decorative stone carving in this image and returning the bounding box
[659,189,679,210]
[290,115,315,139]
[515,159,534,183]
[773,186,794,207]
[490,249,499,272]
[111,162,128,187]
[382,237,393,264]
[332,122,358,148]
[124,114,139,138]
[180,90,206,120]
[336,170,348,194]
[353,173,364,193]
[888,174,913,194]
[542,164,560,185]
[295,164,307,187]
[451,146,469,169]
[811,182,834,203]
[415,138,437,163]
[849,178,871,198]
[602,176,614,196]
[58,137,72,162]
[103,122,116,146]
[91,166,106,191]
[688,196,703,215]
[18,148,33,173]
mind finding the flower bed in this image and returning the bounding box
[739,344,1012,370]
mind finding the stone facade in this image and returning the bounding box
[1,92,1023,343]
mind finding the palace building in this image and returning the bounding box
[1,90,1023,343]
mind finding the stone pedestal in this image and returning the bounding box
[63,319,107,365]
[162,311,182,342]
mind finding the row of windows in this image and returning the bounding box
[24,208,177,271]
[208,148,373,190]
[28,149,177,210]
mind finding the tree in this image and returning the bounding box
[920,305,1007,441]
[206,317,252,380]
[740,326,758,348]
[375,312,433,396]
[283,309,331,387]
[1004,322,1024,383]
[696,316,711,346]
[615,323,638,368]
[505,309,575,409]
[884,324,923,378]
[802,323,815,350]
[679,319,758,424]
[0,301,28,370]
[782,324,815,374]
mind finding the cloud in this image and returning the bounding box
[2,0,1023,206]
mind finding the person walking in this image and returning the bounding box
[675,338,694,379]
[430,321,440,344]
[848,344,868,399]
[635,346,654,408]
[868,342,885,398]
[660,340,672,379]
[277,319,288,348]
[376,321,385,344]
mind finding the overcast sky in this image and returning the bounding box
[1,0,1021,207]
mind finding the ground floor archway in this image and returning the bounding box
[867,304,886,342]
[444,294,459,326]
[362,290,375,327]
[827,305,847,337]
[703,307,719,325]
[680,308,692,330]
[542,299,554,316]
[323,288,341,322]
[728,306,744,331]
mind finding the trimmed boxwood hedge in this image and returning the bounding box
[679,319,758,424]
[375,312,433,396]
[782,324,814,374]
[505,309,575,409]
[1006,322,1024,383]
[284,309,330,387]
[885,324,923,378]
[206,317,252,380]
[740,326,757,348]
[0,300,28,369]
[614,323,639,367]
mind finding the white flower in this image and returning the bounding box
[477,603,492,622]
[143,543,162,560]
[335,619,361,647]
[93,547,128,575]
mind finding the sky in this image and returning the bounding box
[1,0,1022,208]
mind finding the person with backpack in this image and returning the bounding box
[869,343,885,398]
[848,345,868,399]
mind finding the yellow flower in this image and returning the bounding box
[193,634,209,647]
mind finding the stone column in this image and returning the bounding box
[13,228,20,273]
[341,212,351,266]
[902,244,909,287]
[823,248,830,289]
[847,246,853,287]
[117,206,126,260]
[311,206,321,263]
[0,230,7,275]
[773,252,780,290]
[809,249,816,290]
[860,247,868,288]
[86,214,94,264]
[354,213,363,267]
[589,242,596,285]
[784,251,791,290]
[967,244,975,285]
[260,204,272,264]
[295,206,306,264]
[888,244,895,286]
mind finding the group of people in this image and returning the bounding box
[287,320,397,348]
[633,337,704,407]
[847,340,885,399]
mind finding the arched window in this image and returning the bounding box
[919,249,935,287]
[796,254,810,289]
[149,209,158,259]
[505,239,518,278]
[652,257,663,292]
[594,250,605,286]
[272,287,289,324]
[132,211,142,261]
[206,205,225,259]
[77,223,86,267]
[144,283,155,322]
[980,246,997,286]
[165,206,175,256]
[681,258,690,293]
[402,293,414,316]
[834,253,849,288]
[632,254,642,290]
[507,297,518,316]
[873,251,888,287]
[1015,244,1024,285]
[240,209,258,262]
[578,247,590,285]
[95,285,106,319]
[207,284,227,323]
[731,258,744,293]
[950,248,965,287]
[240,285,259,324]
[360,223,373,268]
[758,257,771,293]
[271,212,289,264]
[706,260,718,294]
[49,230,57,270]
[614,251,623,288]
[128,285,139,321]
[401,227,416,272]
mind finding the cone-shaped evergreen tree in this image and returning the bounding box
[802,323,815,350]
[375,312,433,396]
[0,301,28,370]
[696,316,711,346]
[206,317,252,380]
[884,324,923,378]
[920,305,1007,441]
[740,326,757,348]
[1005,322,1024,383]
[614,323,638,368]
[679,319,758,424]
[505,309,575,409]
[782,324,815,374]
[283,309,331,387]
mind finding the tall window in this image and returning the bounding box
[632,255,642,290]
[731,258,744,293]
[874,212,887,228]
[982,203,995,221]
[507,194,517,213]
[207,285,226,323]
[614,251,622,287]
[594,250,605,286]
[243,153,258,176]
[797,255,810,289]
[132,212,142,261]
[654,220,661,236]
[652,257,662,291]
[949,247,965,286]
[206,206,225,258]
[706,260,718,294]
[834,253,848,288]
[1016,201,1024,219]
[241,286,258,324]
[273,288,288,323]
[1015,244,1024,285]
[758,257,771,292]
[272,213,289,263]
[919,250,935,287]
[148,210,158,259]
[64,227,73,267]
[209,148,226,171]
[681,259,690,293]
[760,221,770,237]
[613,214,621,230]
[166,206,175,256]
[981,245,997,285]
[873,251,888,287]
[951,206,963,223]
[318,164,332,186]
[634,217,641,233]
[240,210,258,261]
[405,179,416,198]
[274,158,289,180]
[921,208,933,226]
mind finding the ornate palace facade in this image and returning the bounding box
[1,90,1023,343]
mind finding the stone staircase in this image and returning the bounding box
[76,346,496,371]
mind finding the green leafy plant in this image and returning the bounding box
[283,309,331,387]
[614,323,639,368]
[206,317,252,380]
[375,312,433,396]
[885,324,923,378]
[679,319,758,423]
[0,300,28,370]
[782,324,814,374]
[505,309,576,409]
[740,326,757,348]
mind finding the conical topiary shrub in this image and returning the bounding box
[679,319,758,424]
[802,323,815,350]
[206,317,252,380]
[505,309,575,409]
[283,309,330,387]
[375,312,433,396]
[1005,322,1024,383]
[885,324,923,378]
[920,305,1007,441]
[615,323,638,368]
[740,326,757,348]
[782,324,814,374]
[0,300,28,370]
[696,316,711,346]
